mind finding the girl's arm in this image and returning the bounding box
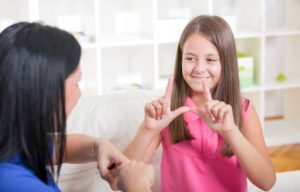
[143,134,162,162]
[123,123,161,162]
[222,105,276,191]
[117,161,155,192]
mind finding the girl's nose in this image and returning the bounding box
[194,60,207,73]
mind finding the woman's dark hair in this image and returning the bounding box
[0,22,81,183]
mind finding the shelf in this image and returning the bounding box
[101,45,154,92]
[38,0,96,45]
[265,78,300,91]
[157,0,209,20]
[0,0,29,23]
[99,0,153,47]
[235,30,262,39]
[241,85,261,93]
[99,35,153,48]
[265,36,300,92]
[266,0,300,37]
[266,30,300,37]
[264,119,300,147]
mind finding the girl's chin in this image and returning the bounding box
[190,87,205,94]
[189,84,214,94]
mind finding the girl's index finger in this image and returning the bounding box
[203,79,212,102]
[164,78,173,99]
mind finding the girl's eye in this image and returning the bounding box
[207,58,217,63]
[185,57,196,62]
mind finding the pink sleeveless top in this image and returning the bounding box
[161,97,251,192]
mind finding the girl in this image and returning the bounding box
[125,15,276,192]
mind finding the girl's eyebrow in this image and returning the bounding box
[206,53,219,57]
[183,52,198,57]
[183,52,219,57]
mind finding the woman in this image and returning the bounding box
[0,22,153,192]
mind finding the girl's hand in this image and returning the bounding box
[190,80,237,135]
[116,161,154,192]
[143,79,189,131]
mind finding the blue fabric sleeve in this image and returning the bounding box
[0,163,59,192]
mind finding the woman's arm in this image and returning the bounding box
[222,105,276,191]
[63,134,129,175]
[63,134,98,163]
[62,134,156,191]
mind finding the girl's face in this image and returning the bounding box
[182,33,221,94]
[65,65,82,117]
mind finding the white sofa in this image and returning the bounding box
[57,90,300,192]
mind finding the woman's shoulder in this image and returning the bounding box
[0,162,57,192]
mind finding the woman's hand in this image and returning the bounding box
[190,80,237,135]
[116,161,154,192]
[143,79,189,132]
[96,139,129,190]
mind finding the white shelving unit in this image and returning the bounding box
[1,0,300,146]
[263,0,300,147]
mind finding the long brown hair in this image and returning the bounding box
[170,15,242,157]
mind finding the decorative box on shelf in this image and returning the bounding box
[238,54,254,88]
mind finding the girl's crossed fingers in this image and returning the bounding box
[205,100,219,121]
[217,104,232,122]
[210,101,226,121]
